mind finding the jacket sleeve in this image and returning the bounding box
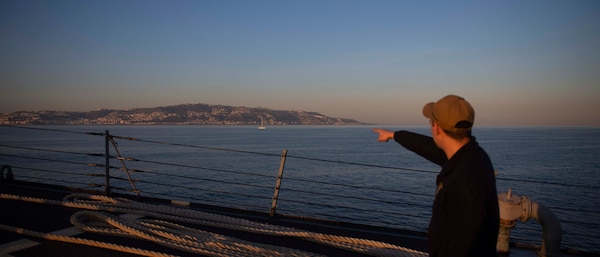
[394,131,447,166]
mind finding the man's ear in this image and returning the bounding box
[433,123,444,137]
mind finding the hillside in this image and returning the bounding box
[0,104,367,125]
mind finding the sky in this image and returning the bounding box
[1,0,599,126]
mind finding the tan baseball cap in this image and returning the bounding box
[423,95,474,132]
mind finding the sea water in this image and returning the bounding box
[1,125,599,253]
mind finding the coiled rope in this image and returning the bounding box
[0,223,177,257]
[69,210,320,257]
[0,193,427,257]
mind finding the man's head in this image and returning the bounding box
[423,95,474,139]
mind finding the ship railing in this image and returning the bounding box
[0,124,599,254]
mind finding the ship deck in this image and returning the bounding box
[2,180,429,257]
[1,180,577,257]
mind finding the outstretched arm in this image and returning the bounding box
[372,128,447,166]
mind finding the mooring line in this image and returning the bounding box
[0,193,427,257]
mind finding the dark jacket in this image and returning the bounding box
[394,131,499,257]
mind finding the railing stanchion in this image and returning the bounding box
[270,149,287,217]
[105,130,110,196]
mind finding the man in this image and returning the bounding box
[372,95,499,257]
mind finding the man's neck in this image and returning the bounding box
[443,137,470,159]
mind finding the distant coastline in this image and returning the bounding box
[0,103,369,126]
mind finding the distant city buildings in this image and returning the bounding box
[0,104,365,126]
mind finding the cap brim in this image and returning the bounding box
[422,102,435,120]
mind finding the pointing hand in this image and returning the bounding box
[372,128,394,142]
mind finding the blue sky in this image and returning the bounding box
[1,0,599,126]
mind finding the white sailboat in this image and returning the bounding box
[258,116,266,130]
